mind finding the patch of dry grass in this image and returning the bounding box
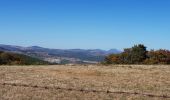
[0,65,170,100]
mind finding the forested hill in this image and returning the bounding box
[0,44,121,64]
[0,51,49,65]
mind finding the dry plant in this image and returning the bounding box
[0,65,170,100]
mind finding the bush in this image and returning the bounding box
[104,44,170,65]
[105,54,120,64]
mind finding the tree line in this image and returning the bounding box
[0,51,49,65]
[104,44,170,64]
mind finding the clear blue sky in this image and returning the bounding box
[0,0,170,50]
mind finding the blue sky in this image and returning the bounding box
[0,0,170,50]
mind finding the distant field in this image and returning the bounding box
[0,65,170,100]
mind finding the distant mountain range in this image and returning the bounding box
[0,44,121,64]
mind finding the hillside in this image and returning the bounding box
[0,51,49,65]
[0,44,121,64]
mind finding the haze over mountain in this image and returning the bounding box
[0,44,121,64]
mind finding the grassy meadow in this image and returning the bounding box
[0,65,170,100]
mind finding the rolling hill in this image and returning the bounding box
[0,51,49,65]
[0,44,121,64]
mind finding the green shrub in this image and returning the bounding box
[104,44,170,65]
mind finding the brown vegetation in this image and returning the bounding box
[104,44,170,64]
[0,65,170,99]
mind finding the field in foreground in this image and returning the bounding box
[0,65,170,100]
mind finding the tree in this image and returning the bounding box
[104,44,148,64]
[130,44,147,64]
[119,48,132,64]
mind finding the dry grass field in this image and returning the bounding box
[0,65,170,100]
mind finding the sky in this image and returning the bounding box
[0,0,170,50]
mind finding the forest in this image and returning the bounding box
[0,51,49,65]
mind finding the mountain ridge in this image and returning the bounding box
[0,44,121,64]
